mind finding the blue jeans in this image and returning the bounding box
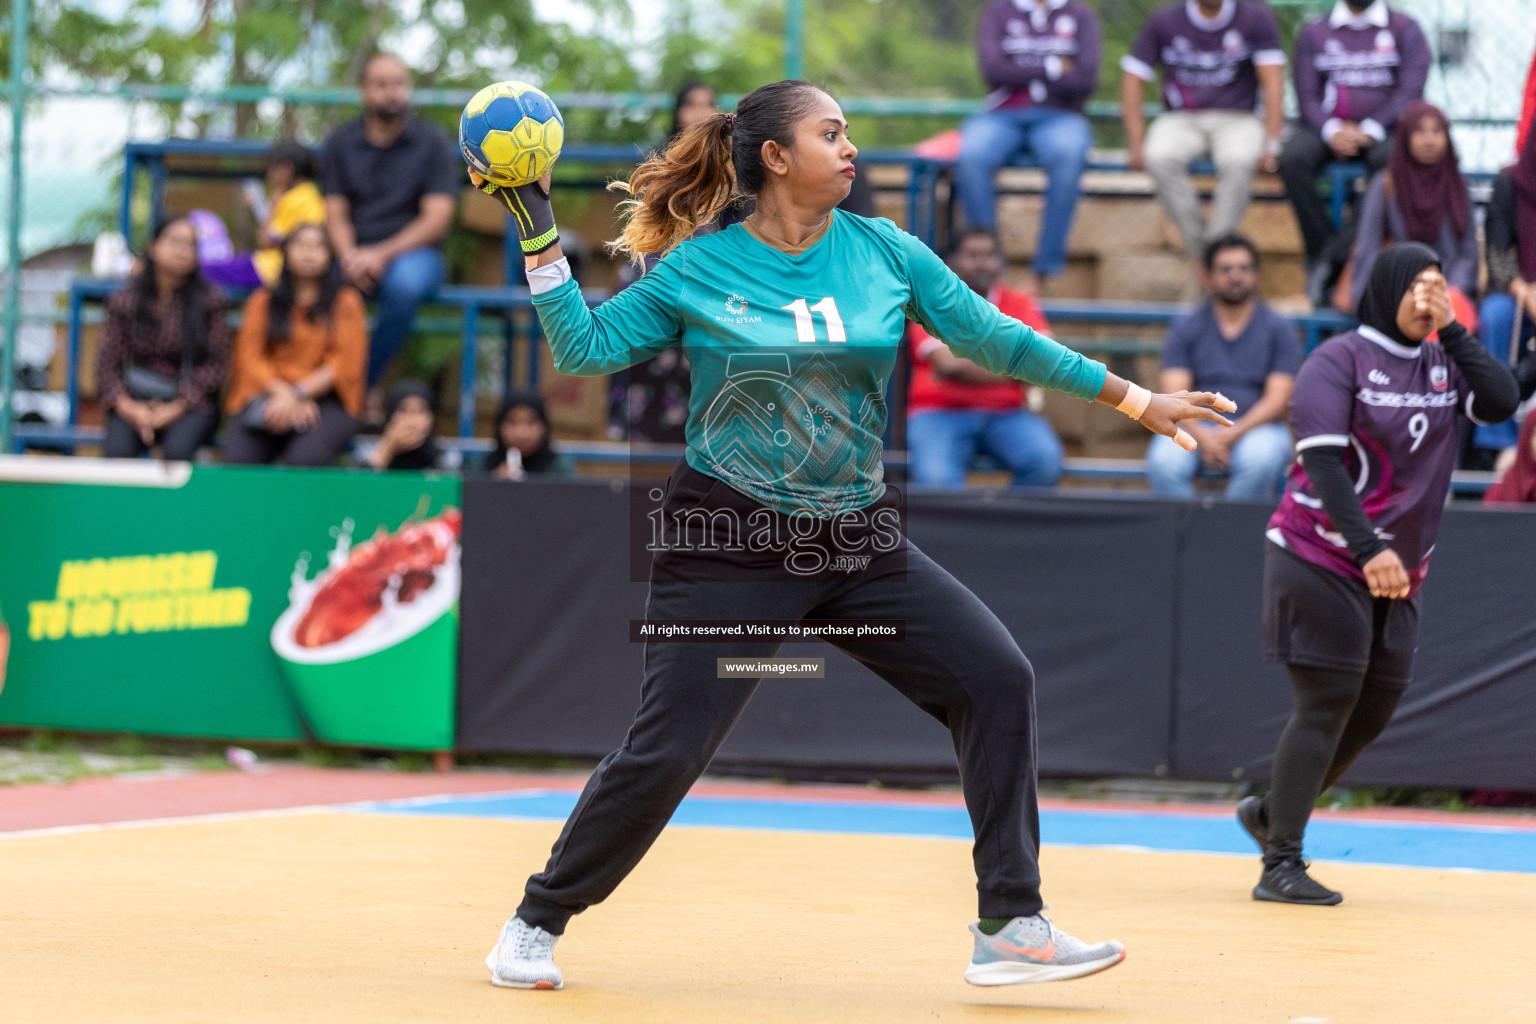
[1474,293,1531,452]
[908,408,1064,488]
[1146,421,1293,500]
[955,107,1091,278]
[366,247,446,387]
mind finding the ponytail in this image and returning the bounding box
[607,112,738,264]
[607,81,825,265]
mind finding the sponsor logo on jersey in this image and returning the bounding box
[1056,14,1077,37]
[1376,29,1396,53]
[1223,29,1244,54]
[1368,369,1391,386]
[1356,387,1458,408]
[725,294,748,315]
[1430,365,1449,392]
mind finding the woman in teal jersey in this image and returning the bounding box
[477,80,1236,991]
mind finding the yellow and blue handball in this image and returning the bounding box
[459,81,565,188]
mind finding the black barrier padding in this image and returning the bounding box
[460,481,1183,778]
[1167,501,1297,783]
[1170,501,1536,789]
[902,492,1186,777]
[1343,505,1536,790]
[458,478,651,755]
[714,494,1184,776]
[461,479,1536,790]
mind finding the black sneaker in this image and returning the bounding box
[1235,796,1268,851]
[1254,859,1343,906]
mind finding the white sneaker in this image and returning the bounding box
[964,913,1125,986]
[485,915,563,990]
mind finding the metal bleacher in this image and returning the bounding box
[19,136,1497,495]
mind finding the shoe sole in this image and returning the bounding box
[486,948,563,990]
[490,975,562,990]
[1235,798,1267,852]
[1252,883,1343,906]
[964,949,1126,986]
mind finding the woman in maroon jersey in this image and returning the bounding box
[1236,243,1519,905]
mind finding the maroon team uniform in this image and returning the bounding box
[1267,326,1484,599]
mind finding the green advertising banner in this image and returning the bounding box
[0,459,461,750]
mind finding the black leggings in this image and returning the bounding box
[517,471,1045,934]
[1263,664,1405,866]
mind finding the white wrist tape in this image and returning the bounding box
[1115,382,1152,420]
[526,257,572,296]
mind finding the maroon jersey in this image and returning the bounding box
[1267,327,1476,597]
[1123,0,1287,113]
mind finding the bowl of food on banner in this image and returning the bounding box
[270,509,461,746]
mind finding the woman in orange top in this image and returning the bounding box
[223,224,368,465]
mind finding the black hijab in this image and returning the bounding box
[1355,242,1440,348]
[383,380,441,471]
[485,389,559,474]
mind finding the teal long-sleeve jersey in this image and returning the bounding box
[532,211,1107,517]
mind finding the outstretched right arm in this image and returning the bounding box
[481,171,686,377]
[526,255,686,377]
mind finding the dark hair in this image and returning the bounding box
[362,51,407,81]
[131,215,213,360]
[608,79,826,261]
[486,389,558,474]
[266,224,340,345]
[947,226,1003,259]
[380,379,441,471]
[1203,234,1260,272]
[266,138,315,182]
[668,80,716,140]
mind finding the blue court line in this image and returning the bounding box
[360,791,1536,875]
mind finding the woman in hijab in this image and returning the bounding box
[1472,123,1536,465]
[365,380,455,471]
[482,390,575,479]
[1239,243,1518,907]
[1347,102,1478,315]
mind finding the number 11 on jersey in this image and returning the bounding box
[782,297,847,343]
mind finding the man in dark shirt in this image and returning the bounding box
[955,0,1101,293]
[1146,234,1300,499]
[323,53,459,387]
[1280,1,1429,278]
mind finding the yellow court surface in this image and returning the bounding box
[3,808,1533,1023]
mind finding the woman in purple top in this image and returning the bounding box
[1347,102,1478,313]
[1237,243,1518,905]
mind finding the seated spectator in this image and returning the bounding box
[955,0,1101,292]
[1474,128,1536,465]
[323,53,457,388]
[482,391,576,479]
[1121,1,1286,276]
[96,217,229,460]
[1146,235,1299,499]
[222,225,367,466]
[1345,102,1477,317]
[1281,1,1429,290]
[907,227,1063,488]
[192,139,326,291]
[363,380,459,471]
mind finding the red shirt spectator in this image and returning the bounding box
[1484,413,1536,505]
[908,285,1051,412]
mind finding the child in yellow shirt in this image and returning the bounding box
[193,139,326,290]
